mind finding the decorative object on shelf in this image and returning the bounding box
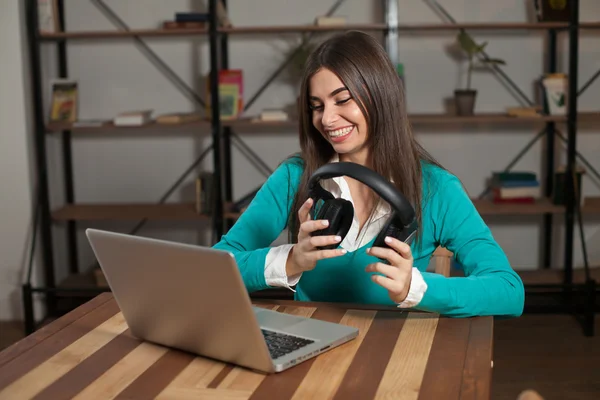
[155,112,202,124]
[542,73,567,115]
[506,106,542,117]
[37,0,59,33]
[196,172,215,214]
[489,171,540,204]
[396,63,406,94]
[451,31,506,116]
[49,79,78,122]
[206,69,243,120]
[280,37,317,90]
[113,110,153,126]
[278,36,318,118]
[257,109,288,122]
[553,164,585,206]
[533,0,570,22]
[162,21,206,30]
[314,16,346,26]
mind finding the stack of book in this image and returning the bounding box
[490,171,541,204]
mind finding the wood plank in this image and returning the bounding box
[417,318,472,400]
[113,350,195,400]
[460,317,494,400]
[290,310,376,399]
[0,293,112,368]
[0,311,128,399]
[0,298,119,392]
[332,310,408,400]
[31,329,140,399]
[248,307,347,400]
[373,313,440,400]
[71,341,168,400]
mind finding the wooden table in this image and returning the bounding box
[0,293,493,399]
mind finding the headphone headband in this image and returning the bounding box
[307,162,416,227]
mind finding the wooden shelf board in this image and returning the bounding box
[408,113,567,124]
[46,112,587,133]
[219,24,387,34]
[46,120,212,133]
[40,21,600,40]
[40,28,209,39]
[582,196,600,214]
[473,198,564,215]
[519,266,600,286]
[50,198,577,222]
[52,203,211,221]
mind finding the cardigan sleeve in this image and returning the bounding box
[212,159,302,293]
[416,172,525,318]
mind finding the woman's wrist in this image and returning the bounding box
[285,245,301,277]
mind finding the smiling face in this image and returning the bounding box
[308,68,369,165]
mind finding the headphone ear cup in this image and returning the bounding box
[373,215,417,249]
[311,198,354,250]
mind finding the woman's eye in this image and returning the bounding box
[336,98,351,105]
[309,104,323,111]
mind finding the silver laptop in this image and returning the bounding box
[85,228,358,374]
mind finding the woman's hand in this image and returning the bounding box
[365,236,413,303]
[286,198,347,277]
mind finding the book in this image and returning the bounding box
[195,172,214,214]
[113,110,153,126]
[49,79,78,122]
[259,109,288,121]
[155,112,202,124]
[206,69,243,120]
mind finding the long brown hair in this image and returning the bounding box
[287,31,443,247]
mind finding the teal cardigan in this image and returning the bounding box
[213,156,525,318]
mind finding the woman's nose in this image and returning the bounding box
[321,104,338,128]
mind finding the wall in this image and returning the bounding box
[0,0,44,321]
[2,0,599,321]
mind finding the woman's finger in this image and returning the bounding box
[309,234,342,248]
[297,197,313,223]
[382,236,413,260]
[300,219,330,234]
[365,262,403,280]
[370,273,404,293]
[309,248,347,262]
[366,246,404,267]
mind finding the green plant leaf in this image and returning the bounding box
[457,31,480,54]
[483,58,506,65]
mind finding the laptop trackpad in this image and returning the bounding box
[253,307,306,330]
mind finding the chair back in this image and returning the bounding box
[432,247,453,277]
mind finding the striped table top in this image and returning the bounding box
[0,293,493,400]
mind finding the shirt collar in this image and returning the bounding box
[319,154,392,219]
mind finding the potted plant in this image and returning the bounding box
[278,36,317,118]
[453,31,506,116]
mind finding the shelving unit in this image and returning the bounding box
[22,0,600,335]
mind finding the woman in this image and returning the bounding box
[213,31,524,318]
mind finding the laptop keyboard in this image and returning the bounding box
[261,329,314,359]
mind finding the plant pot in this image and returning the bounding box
[454,89,477,116]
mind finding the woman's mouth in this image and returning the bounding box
[327,126,354,143]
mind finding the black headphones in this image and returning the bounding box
[307,162,418,250]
